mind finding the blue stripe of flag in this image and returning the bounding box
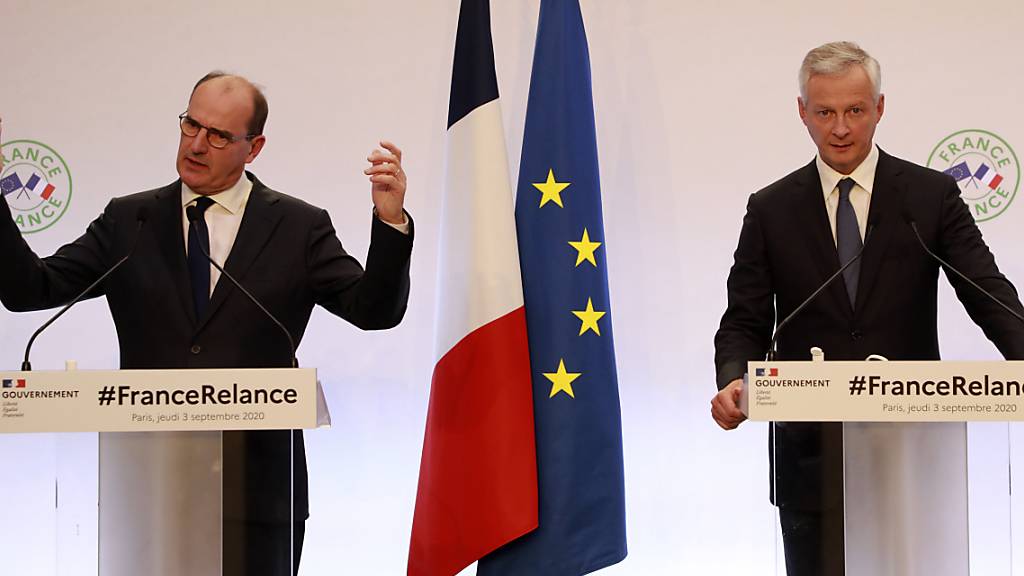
[447,0,500,129]
[24,173,41,191]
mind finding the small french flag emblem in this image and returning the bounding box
[23,173,56,200]
[974,164,1004,191]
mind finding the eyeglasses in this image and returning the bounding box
[178,112,257,149]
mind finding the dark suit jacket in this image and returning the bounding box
[0,172,413,522]
[714,149,1024,510]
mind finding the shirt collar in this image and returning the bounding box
[181,173,253,215]
[816,144,879,199]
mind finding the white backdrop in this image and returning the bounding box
[2,0,1024,574]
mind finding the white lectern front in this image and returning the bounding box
[0,367,329,576]
[745,357,1024,576]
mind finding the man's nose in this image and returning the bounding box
[189,129,209,154]
[832,116,851,138]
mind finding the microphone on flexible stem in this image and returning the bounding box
[22,207,150,371]
[766,219,878,361]
[904,211,1024,326]
[186,204,298,368]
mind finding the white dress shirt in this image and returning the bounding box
[815,144,879,244]
[182,174,410,296]
[182,174,252,297]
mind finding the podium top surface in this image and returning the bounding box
[1,367,327,433]
[745,360,1024,422]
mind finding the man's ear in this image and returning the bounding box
[246,135,266,163]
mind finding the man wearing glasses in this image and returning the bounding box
[0,73,413,575]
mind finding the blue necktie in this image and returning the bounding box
[836,178,862,308]
[188,196,215,318]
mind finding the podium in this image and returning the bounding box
[0,366,330,576]
[743,356,1024,576]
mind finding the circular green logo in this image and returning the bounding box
[0,140,73,234]
[927,130,1018,223]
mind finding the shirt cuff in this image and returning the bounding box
[375,210,410,235]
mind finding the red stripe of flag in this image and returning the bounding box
[41,184,55,200]
[409,307,537,575]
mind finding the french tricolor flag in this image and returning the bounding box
[974,163,1004,190]
[408,1,538,574]
[24,173,56,200]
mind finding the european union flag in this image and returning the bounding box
[478,0,627,573]
[1,173,23,196]
[944,161,971,182]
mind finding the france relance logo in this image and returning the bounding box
[0,140,73,234]
[927,130,1018,223]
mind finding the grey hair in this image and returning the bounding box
[799,41,882,103]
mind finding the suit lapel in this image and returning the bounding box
[153,182,197,325]
[854,149,905,313]
[794,160,849,312]
[195,176,283,334]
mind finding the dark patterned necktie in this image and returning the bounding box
[836,178,862,308]
[188,196,215,318]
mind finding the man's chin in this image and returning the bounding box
[178,172,208,192]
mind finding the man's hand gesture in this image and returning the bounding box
[365,140,407,225]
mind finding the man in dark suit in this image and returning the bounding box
[711,42,1024,575]
[0,73,413,575]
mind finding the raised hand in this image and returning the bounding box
[364,140,407,225]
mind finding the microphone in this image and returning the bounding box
[22,207,150,371]
[186,204,298,368]
[904,211,1024,326]
[766,219,877,361]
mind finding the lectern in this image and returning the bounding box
[0,366,329,576]
[744,355,1024,576]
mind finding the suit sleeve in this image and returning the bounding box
[936,178,1024,359]
[714,194,776,389]
[0,197,117,312]
[307,209,413,330]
